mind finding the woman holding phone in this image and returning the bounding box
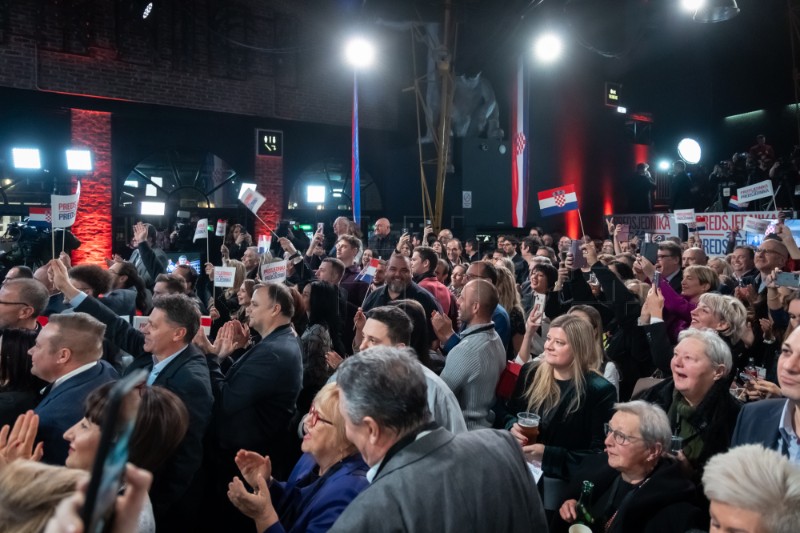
[62,383,190,533]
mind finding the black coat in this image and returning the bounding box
[551,454,705,533]
[639,377,741,484]
[74,296,213,520]
[506,365,616,480]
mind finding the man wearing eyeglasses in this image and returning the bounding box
[0,278,49,332]
[655,241,684,294]
[753,237,789,294]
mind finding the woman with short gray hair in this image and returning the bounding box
[556,400,705,533]
[703,445,800,533]
[639,328,741,484]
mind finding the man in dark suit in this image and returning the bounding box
[31,312,118,464]
[656,241,683,294]
[731,325,800,464]
[329,346,547,532]
[206,282,303,530]
[48,258,213,530]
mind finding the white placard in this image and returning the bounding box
[132,316,149,332]
[738,180,774,203]
[261,260,287,283]
[213,266,237,288]
[743,217,771,235]
[674,209,695,225]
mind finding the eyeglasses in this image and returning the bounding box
[604,423,643,446]
[0,300,31,307]
[656,254,675,260]
[755,248,783,256]
[307,404,333,427]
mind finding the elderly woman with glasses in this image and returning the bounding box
[555,401,705,533]
[638,328,741,484]
[227,383,368,533]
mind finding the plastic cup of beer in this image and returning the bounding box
[569,525,592,533]
[517,412,541,443]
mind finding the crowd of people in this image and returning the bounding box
[0,209,799,532]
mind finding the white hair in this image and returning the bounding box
[703,445,800,533]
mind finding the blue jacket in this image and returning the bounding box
[265,453,369,533]
[731,398,787,453]
[35,359,119,464]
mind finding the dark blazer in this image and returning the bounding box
[267,452,369,533]
[329,428,548,532]
[667,269,683,295]
[207,323,303,455]
[731,398,787,452]
[125,343,214,515]
[35,360,119,464]
[74,295,213,517]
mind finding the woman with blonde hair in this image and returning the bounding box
[495,264,526,360]
[506,314,616,513]
[0,461,86,533]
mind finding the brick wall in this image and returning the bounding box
[0,1,397,130]
[70,109,112,265]
[254,155,283,238]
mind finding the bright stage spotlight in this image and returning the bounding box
[681,0,705,12]
[306,185,326,204]
[534,33,563,64]
[694,0,740,22]
[66,149,92,171]
[140,201,165,216]
[12,148,41,169]
[658,160,672,171]
[344,38,375,69]
[677,138,702,164]
[142,2,153,18]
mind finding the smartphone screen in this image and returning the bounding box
[316,222,324,233]
[81,370,147,533]
[652,270,661,288]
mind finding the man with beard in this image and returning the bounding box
[362,254,442,340]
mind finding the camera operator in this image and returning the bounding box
[769,149,800,210]
[709,160,738,211]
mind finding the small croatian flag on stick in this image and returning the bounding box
[537,185,579,217]
[28,207,52,227]
[215,219,227,237]
[356,258,380,284]
[728,196,748,210]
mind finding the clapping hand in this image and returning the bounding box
[0,410,43,468]
[431,310,455,344]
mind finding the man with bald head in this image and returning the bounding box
[682,247,708,268]
[439,279,506,430]
[368,217,397,260]
[0,278,49,331]
[31,312,119,463]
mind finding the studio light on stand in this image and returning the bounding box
[66,149,92,172]
[12,148,41,170]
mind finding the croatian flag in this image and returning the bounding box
[510,54,529,228]
[356,258,380,284]
[351,73,362,224]
[258,235,271,255]
[538,185,579,217]
[728,196,748,210]
[28,207,51,227]
[693,215,707,232]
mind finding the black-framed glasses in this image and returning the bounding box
[604,423,642,446]
[307,404,333,427]
[0,300,31,307]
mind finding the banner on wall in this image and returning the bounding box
[610,211,779,257]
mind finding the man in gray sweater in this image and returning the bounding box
[439,279,506,429]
